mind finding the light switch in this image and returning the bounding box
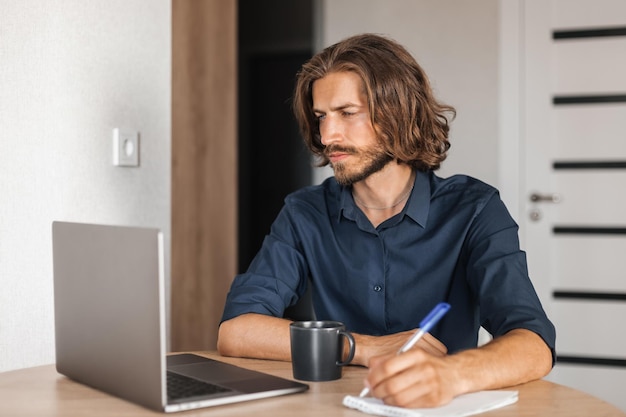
[112,128,140,167]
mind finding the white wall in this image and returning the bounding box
[316,0,500,187]
[0,0,171,372]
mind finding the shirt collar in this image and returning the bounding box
[405,170,430,228]
[336,170,431,228]
[338,184,358,223]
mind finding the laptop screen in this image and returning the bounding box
[53,221,167,410]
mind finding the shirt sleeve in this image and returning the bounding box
[220,202,310,323]
[464,192,557,362]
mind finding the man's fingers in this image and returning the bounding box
[420,332,448,356]
[367,350,453,408]
[367,349,428,393]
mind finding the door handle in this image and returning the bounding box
[529,192,561,203]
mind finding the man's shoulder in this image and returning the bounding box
[285,176,340,208]
[431,173,498,197]
[429,173,500,212]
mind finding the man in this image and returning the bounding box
[218,33,555,408]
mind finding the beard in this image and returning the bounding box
[325,143,393,186]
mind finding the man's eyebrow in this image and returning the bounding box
[313,103,361,113]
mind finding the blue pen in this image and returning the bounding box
[359,302,451,398]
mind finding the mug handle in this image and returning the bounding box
[336,330,355,366]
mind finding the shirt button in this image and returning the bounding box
[373,285,383,292]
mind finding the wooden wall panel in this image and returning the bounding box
[171,0,237,351]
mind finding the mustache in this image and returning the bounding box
[323,145,358,156]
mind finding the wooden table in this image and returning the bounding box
[0,352,624,416]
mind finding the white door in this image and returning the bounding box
[522,0,626,411]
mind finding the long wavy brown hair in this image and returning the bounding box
[293,33,455,171]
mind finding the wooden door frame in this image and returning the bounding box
[171,0,237,351]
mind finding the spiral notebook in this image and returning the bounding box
[343,390,518,417]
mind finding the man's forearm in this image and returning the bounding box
[217,313,293,361]
[217,315,449,366]
[449,328,553,395]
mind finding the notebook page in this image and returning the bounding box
[343,390,518,417]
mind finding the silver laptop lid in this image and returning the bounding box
[52,221,167,411]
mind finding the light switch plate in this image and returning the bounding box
[112,128,140,167]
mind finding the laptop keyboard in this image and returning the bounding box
[167,371,234,401]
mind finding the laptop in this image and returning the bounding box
[52,221,308,413]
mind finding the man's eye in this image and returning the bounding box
[315,114,326,121]
[341,111,355,117]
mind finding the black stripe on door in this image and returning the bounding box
[553,161,626,169]
[553,27,626,40]
[553,291,626,301]
[553,226,626,235]
[557,355,626,367]
[553,94,626,105]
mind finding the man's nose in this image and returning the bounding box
[319,117,342,146]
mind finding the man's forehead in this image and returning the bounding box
[312,72,367,110]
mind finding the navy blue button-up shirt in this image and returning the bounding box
[221,171,556,356]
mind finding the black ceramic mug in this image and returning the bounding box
[289,321,356,381]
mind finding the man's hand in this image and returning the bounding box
[352,330,447,367]
[365,349,460,408]
[362,329,553,409]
